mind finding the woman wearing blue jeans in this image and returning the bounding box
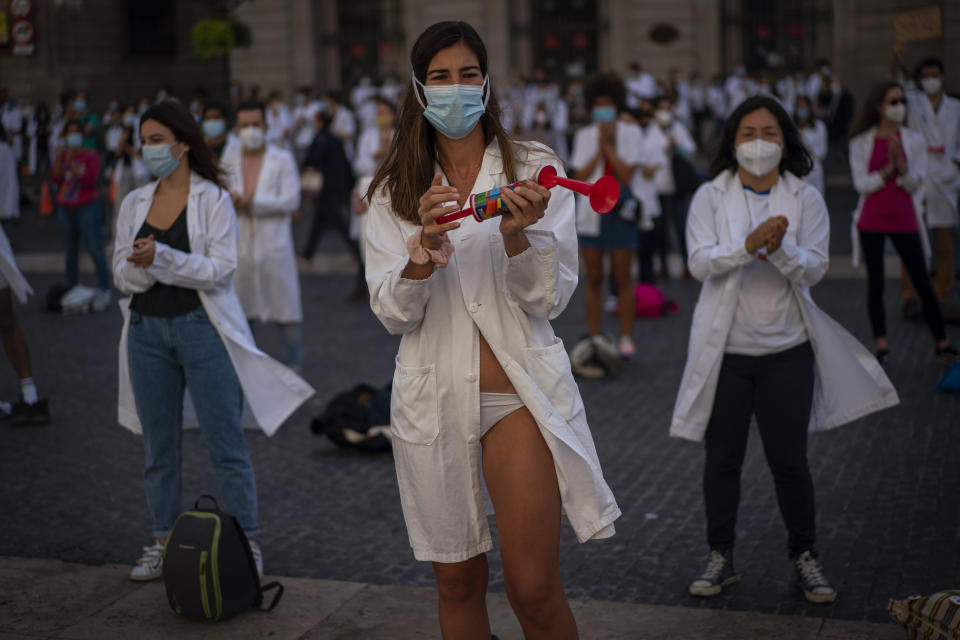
[50,120,111,308]
[112,101,314,582]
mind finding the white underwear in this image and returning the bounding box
[479,392,525,436]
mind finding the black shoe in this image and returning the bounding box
[30,399,51,425]
[689,549,740,597]
[793,551,837,603]
[876,348,890,365]
[901,299,923,322]
[936,343,959,366]
[11,400,30,426]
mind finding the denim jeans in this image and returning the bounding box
[129,306,259,539]
[56,201,110,290]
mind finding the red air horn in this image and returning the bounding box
[435,165,620,225]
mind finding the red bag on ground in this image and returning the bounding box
[634,283,679,318]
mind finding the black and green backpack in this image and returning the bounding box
[162,495,283,622]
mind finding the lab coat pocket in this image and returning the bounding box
[391,359,440,445]
[523,337,585,420]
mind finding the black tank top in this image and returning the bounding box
[129,207,202,317]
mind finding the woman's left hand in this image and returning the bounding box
[499,180,551,237]
[127,235,156,268]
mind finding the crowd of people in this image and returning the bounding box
[0,19,959,639]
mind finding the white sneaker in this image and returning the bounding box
[129,541,165,581]
[603,295,618,312]
[249,539,263,578]
[618,335,636,359]
[91,289,112,313]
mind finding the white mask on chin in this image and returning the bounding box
[735,139,783,177]
[239,126,265,150]
[883,103,906,124]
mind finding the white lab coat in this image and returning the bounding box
[670,170,899,441]
[331,106,357,162]
[365,140,620,561]
[654,121,697,195]
[849,126,930,267]
[631,125,668,223]
[906,90,960,228]
[0,225,32,303]
[570,121,644,236]
[222,146,303,323]
[800,119,828,195]
[113,172,314,436]
[0,142,18,219]
[266,103,293,150]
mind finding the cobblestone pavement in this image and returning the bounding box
[1,262,957,625]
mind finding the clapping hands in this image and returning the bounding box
[745,216,789,255]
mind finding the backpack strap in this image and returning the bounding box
[194,495,219,510]
[259,581,284,612]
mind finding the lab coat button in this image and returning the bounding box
[466,373,477,383]
[469,303,479,313]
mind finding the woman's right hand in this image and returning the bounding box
[418,173,461,249]
[745,216,788,254]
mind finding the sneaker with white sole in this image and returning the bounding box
[794,551,836,603]
[249,539,263,578]
[689,549,740,597]
[618,335,636,359]
[129,541,165,581]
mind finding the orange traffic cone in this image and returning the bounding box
[39,181,54,217]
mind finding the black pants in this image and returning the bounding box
[859,231,946,342]
[303,196,361,262]
[704,342,817,558]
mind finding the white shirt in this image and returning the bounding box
[626,72,657,107]
[725,188,808,355]
[569,121,644,236]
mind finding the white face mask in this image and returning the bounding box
[655,109,673,127]
[921,77,942,95]
[239,126,265,150]
[883,103,907,124]
[735,139,783,177]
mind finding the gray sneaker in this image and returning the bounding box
[689,550,740,597]
[794,551,836,603]
[129,541,165,581]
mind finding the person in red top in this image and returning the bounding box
[849,82,957,365]
[50,119,111,308]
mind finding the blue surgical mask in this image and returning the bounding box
[66,132,84,148]
[412,73,489,140]
[592,106,617,123]
[795,107,811,120]
[142,143,183,179]
[202,119,227,139]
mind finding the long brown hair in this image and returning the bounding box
[139,101,226,189]
[849,81,902,139]
[367,21,522,224]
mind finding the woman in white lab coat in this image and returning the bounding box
[848,81,957,364]
[113,102,314,583]
[793,95,828,195]
[364,21,619,640]
[672,96,899,605]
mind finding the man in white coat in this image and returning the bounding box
[225,101,303,371]
[903,56,960,306]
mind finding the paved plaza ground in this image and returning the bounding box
[0,174,957,637]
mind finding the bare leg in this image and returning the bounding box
[611,249,635,338]
[0,288,32,380]
[432,555,491,640]
[582,248,604,336]
[481,408,578,639]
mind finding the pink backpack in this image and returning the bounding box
[634,283,679,317]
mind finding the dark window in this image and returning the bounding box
[125,2,178,56]
[336,0,404,87]
[529,0,599,81]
